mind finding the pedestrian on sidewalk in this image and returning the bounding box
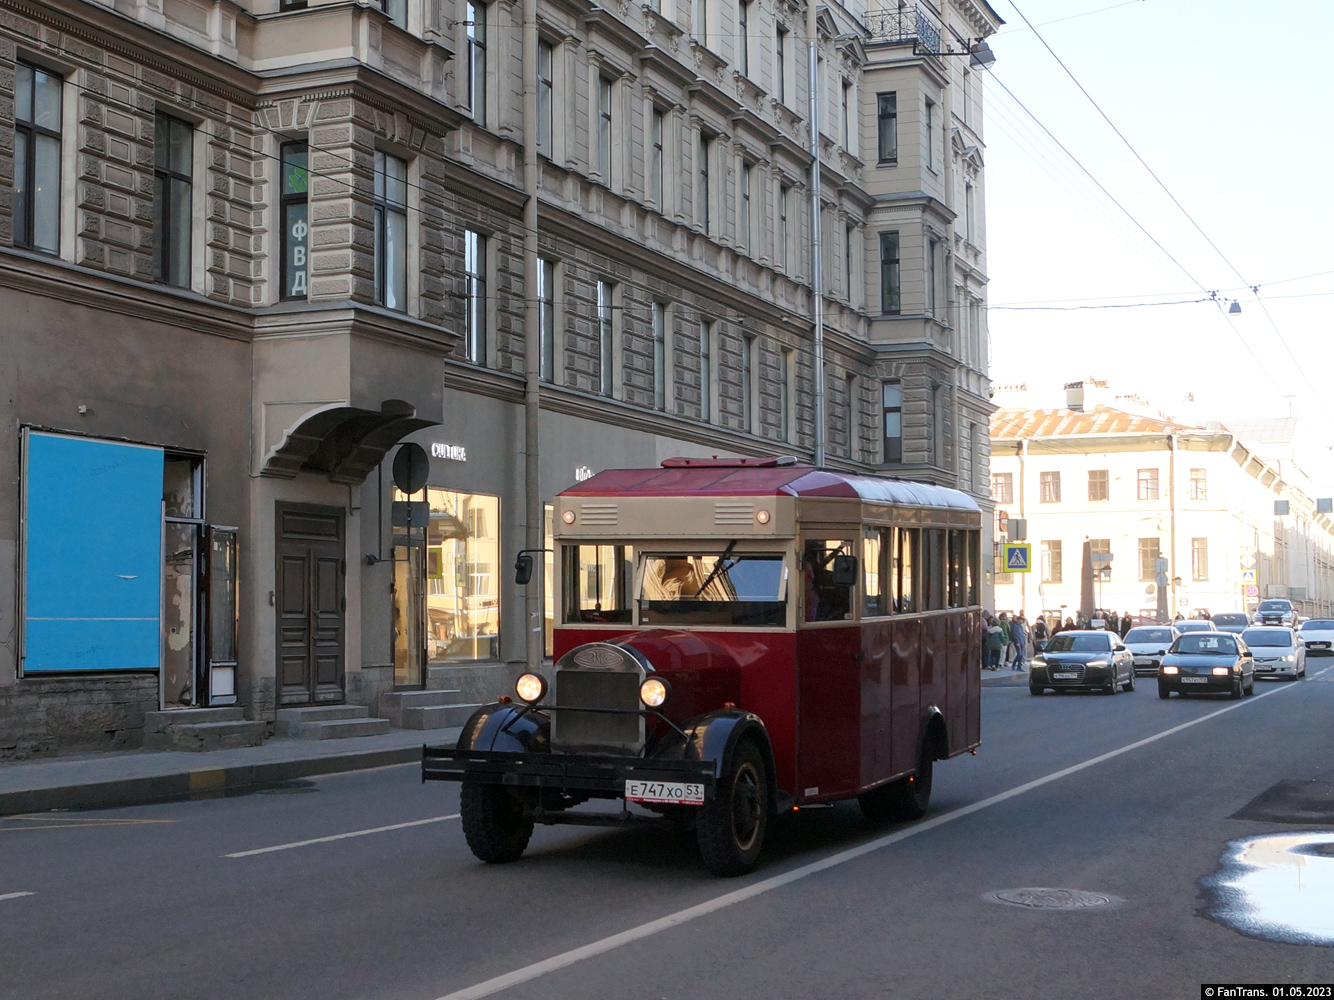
[998,612,1014,667]
[984,615,1007,670]
[1032,614,1049,653]
[1010,613,1029,671]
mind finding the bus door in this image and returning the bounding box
[796,536,860,800]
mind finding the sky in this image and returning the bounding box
[981,0,1334,479]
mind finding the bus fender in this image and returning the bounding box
[456,703,551,755]
[916,706,950,763]
[652,711,779,815]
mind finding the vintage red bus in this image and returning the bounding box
[424,457,983,875]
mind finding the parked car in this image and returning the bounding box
[1242,626,1306,680]
[1029,630,1136,696]
[1255,599,1299,627]
[1158,632,1254,699]
[1297,618,1334,656]
[1175,619,1215,634]
[1124,625,1180,675]
[1210,612,1252,635]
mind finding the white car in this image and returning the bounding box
[1241,627,1306,680]
[1297,618,1334,656]
[1124,625,1181,675]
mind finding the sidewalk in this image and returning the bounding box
[0,726,462,817]
[980,665,1031,687]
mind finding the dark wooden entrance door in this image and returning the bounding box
[276,503,346,705]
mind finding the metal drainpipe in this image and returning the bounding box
[1168,433,1177,617]
[807,3,824,467]
[523,0,543,673]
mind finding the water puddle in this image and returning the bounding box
[1202,832,1334,945]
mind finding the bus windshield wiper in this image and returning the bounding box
[695,539,739,597]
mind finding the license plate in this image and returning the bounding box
[625,779,704,806]
[1133,657,1151,665]
[1180,677,1209,684]
[1310,642,1329,649]
[1052,671,1079,680]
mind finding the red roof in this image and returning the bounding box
[561,461,979,510]
[991,407,1191,440]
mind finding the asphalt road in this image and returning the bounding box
[4,668,1334,1000]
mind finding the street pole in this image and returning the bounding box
[806,1,824,467]
[522,0,542,673]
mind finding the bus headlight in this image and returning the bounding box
[640,676,670,708]
[515,672,548,704]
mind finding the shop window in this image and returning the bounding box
[562,544,633,623]
[162,454,204,707]
[280,142,309,299]
[419,488,501,662]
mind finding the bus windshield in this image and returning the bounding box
[640,554,787,627]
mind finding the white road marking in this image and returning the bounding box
[433,665,1330,1000]
[225,814,460,858]
[0,892,35,902]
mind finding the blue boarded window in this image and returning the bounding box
[23,432,164,672]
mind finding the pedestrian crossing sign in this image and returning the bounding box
[1004,543,1032,573]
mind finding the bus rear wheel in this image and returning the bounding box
[460,778,534,864]
[697,738,768,877]
[887,743,934,821]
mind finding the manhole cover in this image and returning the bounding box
[988,888,1114,909]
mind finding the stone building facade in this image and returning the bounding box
[0,0,999,756]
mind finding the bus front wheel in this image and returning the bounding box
[697,738,768,877]
[460,778,534,864]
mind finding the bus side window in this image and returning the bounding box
[562,544,633,624]
[804,539,853,622]
[893,527,918,614]
[862,528,883,617]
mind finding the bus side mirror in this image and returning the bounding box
[514,552,534,586]
[832,554,858,587]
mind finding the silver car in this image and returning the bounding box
[1124,625,1181,676]
[1241,627,1306,680]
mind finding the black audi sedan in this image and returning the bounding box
[1029,630,1136,696]
[1158,631,1254,699]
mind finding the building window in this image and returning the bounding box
[1090,538,1112,580]
[778,183,790,270]
[597,76,613,182]
[844,373,857,458]
[775,26,787,104]
[841,79,852,151]
[15,62,63,254]
[1192,537,1209,581]
[743,333,756,433]
[652,302,667,410]
[373,151,408,311]
[880,231,900,315]
[153,114,193,288]
[1041,541,1062,584]
[882,382,902,463]
[467,2,487,127]
[739,162,752,253]
[694,0,708,45]
[1088,469,1109,502]
[1039,471,1061,503]
[925,97,935,170]
[382,0,407,29]
[464,230,487,364]
[538,257,555,380]
[537,40,554,156]
[280,142,309,299]
[845,225,855,300]
[650,108,665,208]
[698,133,711,233]
[780,347,793,442]
[1138,537,1161,582]
[877,92,897,164]
[926,239,938,317]
[598,280,614,396]
[1190,468,1207,500]
[1137,468,1160,501]
[991,472,1013,505]
[699,320,713,422]
[965,182,975,243]
[738,0,749,76]
[422,488,501,663]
